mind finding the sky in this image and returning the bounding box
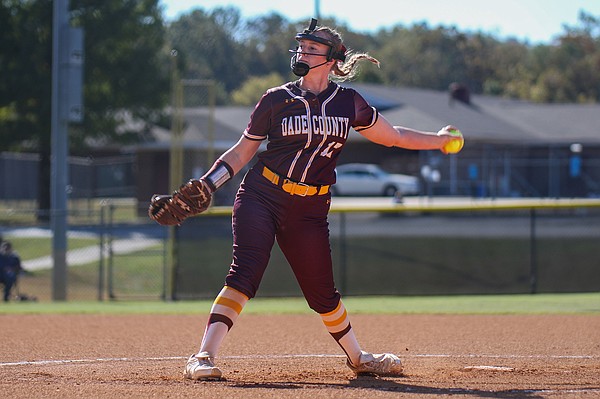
[159,0,600,44]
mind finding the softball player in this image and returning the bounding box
[183,19,462,380]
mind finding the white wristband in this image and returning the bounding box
[202,160,233,192]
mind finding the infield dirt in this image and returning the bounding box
[1,314,599,398]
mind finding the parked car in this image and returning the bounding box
[331,163,421,197]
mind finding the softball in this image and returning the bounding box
[442,128,464,154]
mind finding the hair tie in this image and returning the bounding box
[336,44,347,62]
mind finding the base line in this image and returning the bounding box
[1,353,597,367]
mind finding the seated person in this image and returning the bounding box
[0,241,23,302]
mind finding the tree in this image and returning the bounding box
[167,6,246,99]
[505,11,600,103]
[0,0,54,216]
[549,11,600,103]
[242,13,299,82]
[0,0,170,216]
[0,2,23,136]
[70,0,170,150]
[0,0,52,153]
[231,72,285,105]
[375,23,469,90]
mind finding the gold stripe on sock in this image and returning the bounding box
[214,296,244,315]
[222,286,250,302]
[321,301,342,317]
[322,309,348,328]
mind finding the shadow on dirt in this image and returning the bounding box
[230,375,546,399]
[348,375,546,398]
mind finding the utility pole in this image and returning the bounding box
[51,0,84,300]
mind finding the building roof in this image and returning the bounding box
[347,83,600,146]
[138,83,600,150]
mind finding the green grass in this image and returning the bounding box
[0,199,142,225]
[1,293,598,315]
[5,237,99,261]
[15,244,165,301]
[175,235,600,297]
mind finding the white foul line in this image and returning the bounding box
[1,354,598,395]
[0,353,598,367]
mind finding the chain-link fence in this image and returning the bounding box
[417,149,600,199]
[173,200,600,299]
[2,199,599,302]
[0,152,136,204]
[169,78,217,186]
[1,202,166,302]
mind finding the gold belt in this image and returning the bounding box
[262,166,329,196]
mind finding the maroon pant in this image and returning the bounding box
[225,164,340,314]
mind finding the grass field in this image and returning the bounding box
[6,236,99,261]
[176,234,600,297]
[3,200,599,399]
[4,200,600,302]
[0,292,598,315]
[6,232,600,301]
[12,243,165,301]
[0,199,141,225]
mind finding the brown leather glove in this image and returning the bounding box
[148,179,212,226]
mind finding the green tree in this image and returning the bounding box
[0,0,170,216]
[231,72,285,105]
[0,0,52,153]
[376,23,469,91]
[506,11,600,103]
[165,6,600,104]
[485,40,530,97]
[551,12,600,103]
[0,1,23,137]
[242,13,298,82]
[167,6,246,99]
[0,0,54,215]
[70,0,170,149]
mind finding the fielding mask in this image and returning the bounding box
[290,18,346,77]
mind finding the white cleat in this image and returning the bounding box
[183,352,223,380]
[347,351,403,376]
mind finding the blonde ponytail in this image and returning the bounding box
[331,51,380,82]
[313,27,381,82]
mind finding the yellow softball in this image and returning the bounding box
[443,128,464,154]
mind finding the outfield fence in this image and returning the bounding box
[1,198,599,302]
[175,198,600,299]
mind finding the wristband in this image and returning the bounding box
[202,159,234,192]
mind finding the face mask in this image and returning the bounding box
[289,52,329,77]
[289,18,345,77]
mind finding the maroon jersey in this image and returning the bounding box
[243,80,378,186]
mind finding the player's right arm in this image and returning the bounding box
[148,135,261,225]
[218,136,262,176]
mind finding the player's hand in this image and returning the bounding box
[437,125,464,154]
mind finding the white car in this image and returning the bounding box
[332,163,421,197]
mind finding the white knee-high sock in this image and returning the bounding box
[320,300,362,366]
[198,285,248,357]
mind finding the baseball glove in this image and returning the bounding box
[148,179,213,226]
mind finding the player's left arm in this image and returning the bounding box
[358,114,458,153]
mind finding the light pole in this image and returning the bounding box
[51,0,83,300]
